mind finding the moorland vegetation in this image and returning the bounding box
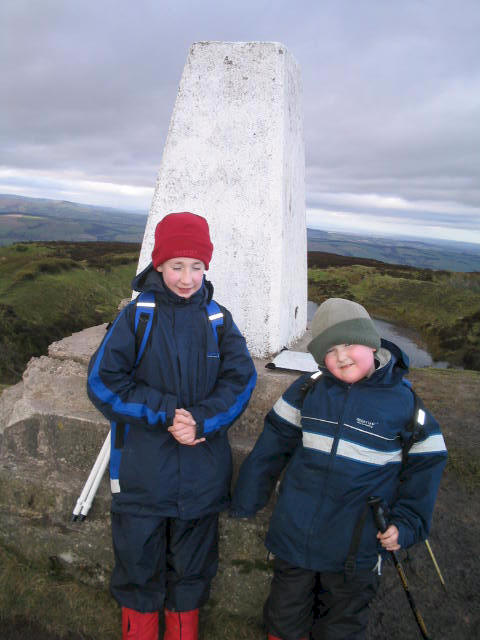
[1,243,479,389]
[0,241,140,386]
[308,252,480,371]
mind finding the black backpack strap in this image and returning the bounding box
[344,502,370,581]
[300,370,323,400]
[400,383,427,480]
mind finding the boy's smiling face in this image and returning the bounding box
[324,344,376,383]
[157,257,205,298]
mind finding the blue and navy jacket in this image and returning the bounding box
[87,263,257,519]
[231,340,447,572]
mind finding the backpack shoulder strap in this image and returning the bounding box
[300,370,323,400]
[134,291,156,366]
[206,300,224,346]
[400,380,427,475]
[109,292,156,455]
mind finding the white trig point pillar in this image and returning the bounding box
[138,41,307,357]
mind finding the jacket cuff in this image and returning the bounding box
[188,407,205,438]
[392,521,411,549]
[164,394,178,428]
[195,421,205,439]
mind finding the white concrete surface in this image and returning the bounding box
[137,41,307,357]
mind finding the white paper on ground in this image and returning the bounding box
[267,350,319,373]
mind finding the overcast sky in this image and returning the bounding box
[1,0,479,244]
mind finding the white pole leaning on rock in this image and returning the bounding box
[71,431,110,521]
[137,41,308,358]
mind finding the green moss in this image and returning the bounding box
[231,558,271,574]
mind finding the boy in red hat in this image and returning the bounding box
[87,212,257,640]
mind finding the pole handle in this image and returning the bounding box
[368,496,388,533]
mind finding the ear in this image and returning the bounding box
[156,265,163,273]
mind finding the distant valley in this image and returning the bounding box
[1,194,479,271]
[0,194,146,244]
[307,228,480,272]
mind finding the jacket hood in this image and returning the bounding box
[379,337,409,370]
[131,261,214,306]
[369,337,410,386]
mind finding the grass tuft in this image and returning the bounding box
[446,448,480,493]
[0,545,118,639]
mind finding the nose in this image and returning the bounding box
[180,267,193,284]
[336,347,349,363]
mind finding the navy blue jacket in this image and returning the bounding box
[231,340,447,573]
[87,263,257,519]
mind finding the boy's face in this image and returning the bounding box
[156,257,205,298]
[324,344,376,384]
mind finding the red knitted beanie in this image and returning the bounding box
[151,212,214,270]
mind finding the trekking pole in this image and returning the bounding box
[368,496,431,640]
[78,441,110,520]
[425,539,446,591]
[72,431,110,521]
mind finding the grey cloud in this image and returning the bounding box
[1,0,479,239]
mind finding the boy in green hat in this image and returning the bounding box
[231,297,447,640]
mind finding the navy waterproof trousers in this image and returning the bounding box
[110,512,219,613]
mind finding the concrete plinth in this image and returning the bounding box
[138,41,307,358]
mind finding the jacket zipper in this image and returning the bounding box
[305,384,352,565]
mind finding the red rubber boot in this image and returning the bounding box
[121,607,159,640]
[163,608,199,640]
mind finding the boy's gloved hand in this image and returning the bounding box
[168,408,206,446]
[377,525,400,551]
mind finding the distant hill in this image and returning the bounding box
[0,194,147,244]
[2,194,479,271]
[307,228,480,272]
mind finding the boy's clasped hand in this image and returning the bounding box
[168,408,206,446]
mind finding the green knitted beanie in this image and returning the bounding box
[307,298,381,365]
